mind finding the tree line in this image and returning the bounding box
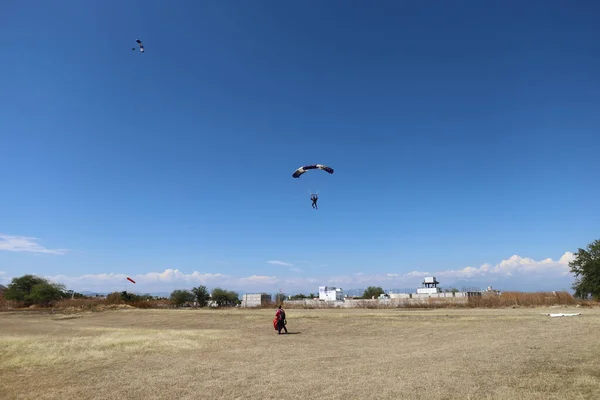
[0,276,242,308]
[169,286,240,307]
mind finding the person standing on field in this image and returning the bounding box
[275,305,288,334]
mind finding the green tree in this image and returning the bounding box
[570,239,600,300]
[290,294,307,300]
[170,290,195,307]
[4,274,48,304]
[191,285,210,307]
[4,275,66,307]
[362,286,385,299]
[211,288,239,306]
[28,282,65,307]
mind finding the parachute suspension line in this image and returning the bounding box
[292,164,333,208]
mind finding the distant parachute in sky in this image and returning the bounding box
[127,277,136,284]
[132,39,144,53]
[292,164,334,178]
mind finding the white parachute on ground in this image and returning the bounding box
[543,313,582,317]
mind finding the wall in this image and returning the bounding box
[284,295,470,308]
[389,293,411,299]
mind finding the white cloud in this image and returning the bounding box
[314,253,577,290]
[403,271,431,278]
[48,269,228,289]
[267,260,293,267]
[142,269,226,283]
[38,269,328,294]
[239,275,278,284]
[433,252,575,280]
[0,234,68,255]
[559,252,576,265]
[3,252,577,294]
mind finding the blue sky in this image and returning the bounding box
[1,0,599,294]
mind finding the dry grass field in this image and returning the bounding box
[1,307,599,400]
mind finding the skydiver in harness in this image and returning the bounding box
[310,194,318,210]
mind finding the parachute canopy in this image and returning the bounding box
[292,164,334,178]
[127,277,136,284]
[132,39,144,53]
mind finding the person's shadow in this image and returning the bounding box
[285,332,301,335]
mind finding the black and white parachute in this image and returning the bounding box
[292,164,334,178]
[132,39,144,53]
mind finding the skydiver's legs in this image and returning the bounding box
[277,320,287,334]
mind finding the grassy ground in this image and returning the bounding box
[1,307,599,400]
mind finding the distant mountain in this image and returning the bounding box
[80,291,108,296]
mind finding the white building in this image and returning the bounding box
[416,276,442,295]
[241,293,272,307]
[319,286,344,301]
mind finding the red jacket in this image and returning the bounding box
[276,308,285,320]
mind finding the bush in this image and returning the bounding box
[106,292,124,305]
[53,298,106,310]
[0,292,10,309]
[468,291,582,308]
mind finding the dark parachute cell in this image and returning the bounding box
[292,164,334,178]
